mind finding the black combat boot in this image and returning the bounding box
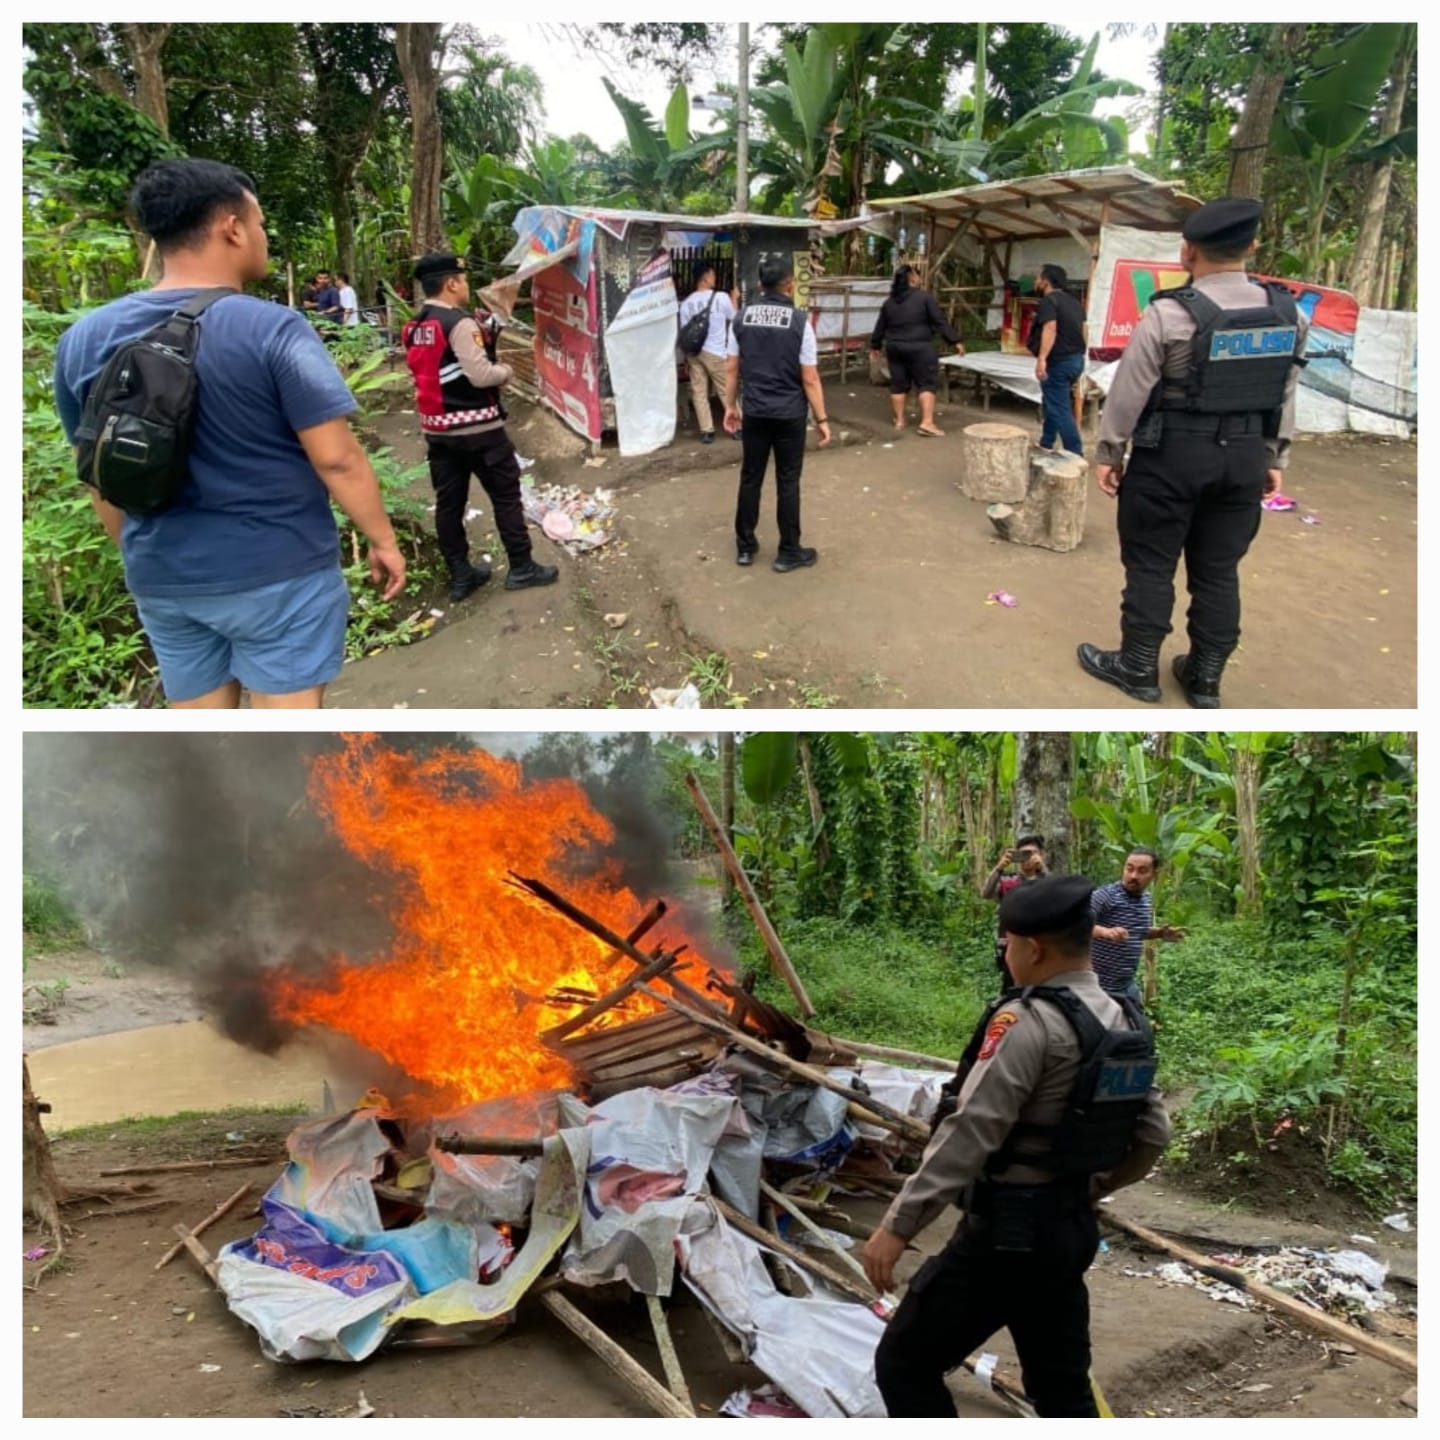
[1172,647,1228,709]
[505,558,560,590]
[1076,637,1163,703]
[448,558,492,603]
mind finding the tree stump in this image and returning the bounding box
[959,422,1030,503]
[986,450,1089,552]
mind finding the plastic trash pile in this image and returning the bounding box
[208,1056,948,1418]
[521,480,616,554]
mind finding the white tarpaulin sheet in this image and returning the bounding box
[267,1109,392,1237]
[677,1199,887,1418]
[1350,307,1417,439]
[843,1062,949,1142]
[606,270,679,456]
[811,280,888,347]
[561,1086,739,1296]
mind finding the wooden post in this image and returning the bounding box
[645,1294,694,1411]
[719,735,736,906]
[684,771,815,1017]
[840,286,852,383]
[538,1292,694,1418]
[101,1157,278,1177]
[597,899,668,973]
[172,1224,219,1285]
[434,1136,545,1157]
[833,1036,955,1071]
[154,1182,252,1271]
[1103,1212,1417,1377]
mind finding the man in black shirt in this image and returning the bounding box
[1030,264,1087,456]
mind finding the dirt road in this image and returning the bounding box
[329,387,1416,710]
[22,1112,1416,1419]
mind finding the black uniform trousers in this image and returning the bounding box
[875,1210,1100,1418]
[1117,414,1267,653]
[736,413,807,557]
[425,428,532,573]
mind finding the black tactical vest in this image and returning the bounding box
[733,292,808,420]
[931,984,1156,1181]
[1153,281,1302,420]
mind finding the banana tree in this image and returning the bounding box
[600,79,729,211]
[747,28,849,214]
[1270,23,1409,277]
[934,31,1139,183]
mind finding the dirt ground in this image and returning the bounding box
[328,382,1416,710]
[21,1110,1417,1419]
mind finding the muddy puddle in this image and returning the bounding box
[26,1021,332,1131]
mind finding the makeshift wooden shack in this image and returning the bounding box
[498,206,867,457]
[864,165,1203,414]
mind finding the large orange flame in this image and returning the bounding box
[268,735,712,1106]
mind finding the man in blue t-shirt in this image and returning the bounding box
[1089,847,1186,1004]
[54,158,406,708]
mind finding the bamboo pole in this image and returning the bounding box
[835,1036,956,1071]
[101,1157,279,1177]
[154,1182,252,1271]
[683,771,815,1016]
[538,1292,694,1418]
[645,1294,694,1411]
[712,1197,877,1306]
[1103,1212,1417,1376]
[758,1179,873,1289]
[510,873,924,1141]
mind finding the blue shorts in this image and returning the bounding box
[133,566,350,702]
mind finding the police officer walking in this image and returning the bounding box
[723,254,831,572]
[862,875,1171,1418]
[403,252,557,601]
[1078,198,1306,707]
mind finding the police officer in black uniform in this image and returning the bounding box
[1078,198,1306,707]
[862,875,1171,1418]
[723,254,831,572]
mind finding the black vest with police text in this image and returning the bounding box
[1152,280,1302,422]
[733,292,808,420]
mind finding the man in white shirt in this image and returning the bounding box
[678,265,737,445]
[336,272,360,326]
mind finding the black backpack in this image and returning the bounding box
[678,289,718,356]
[73,287,236,515]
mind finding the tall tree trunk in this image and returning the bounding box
[1013,733,1072,873]
[117,23,171,135]
[329,180,358,289]
[719,734,736,904]
[1234,745,1262,915]
[1395,186,1417,310]
[1344,31,1414,307]
[1226,23,1307,200]
[395,23,445,291]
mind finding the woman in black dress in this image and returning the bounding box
[869,264,964,436]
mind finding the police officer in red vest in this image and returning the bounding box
[404,253,557,601]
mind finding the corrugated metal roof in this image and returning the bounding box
[865,165,1203,241]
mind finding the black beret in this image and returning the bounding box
[1182,198,1263,249]
[414,252,466,283]
[999,874,1096,937]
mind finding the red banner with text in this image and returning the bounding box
[532,265,601,442]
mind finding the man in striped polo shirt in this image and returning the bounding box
[1089,848,1185,1004]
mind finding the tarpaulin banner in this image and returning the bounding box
[532,265,602,442]
[604,245,678,455]
[504,207,597,284]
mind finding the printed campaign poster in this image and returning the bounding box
[604,245,679,455]
[532,265,601,442]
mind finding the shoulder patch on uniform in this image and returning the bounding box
[977,1010,1019,1062]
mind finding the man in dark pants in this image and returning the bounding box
[1030,263,1087,455]
[1078,197,1306,707]
[403,253,557,601]
[723,254,831,572]
[980,834,1048,984]
[862,876,1171,1418]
